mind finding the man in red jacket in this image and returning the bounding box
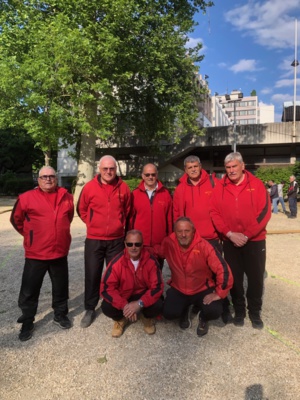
[11,166,74,341]
[77,155,131,328]
[210,152,271,329]
[129,163,172,269]
[155,217,233,337]
[100,230,164,337]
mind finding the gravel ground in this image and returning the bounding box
[0,199,300,400]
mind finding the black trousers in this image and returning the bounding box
[223,240,266,318]
[288,197,297,217]
[84,237,124,310]
[18,256,69,323]
[101,294,163,321]
[163,287,223,322]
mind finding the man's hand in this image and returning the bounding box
[123,301,141,322]
[228,232,248,247]
[203,292,221,305]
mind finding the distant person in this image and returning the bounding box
[101,230,164,337]
[210,152,271,329]
[77,155,131,328]
[10,166,74,341]
[129,163,172,269]
[268,180,279,214]
[287,175,298,219]
[155,217,233,337]
[277,181,287,214]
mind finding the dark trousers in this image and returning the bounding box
[163,287,223,322]
[101,294,163,321]
[288,197,297,216]
[18,256,69,323]
[84,237,124,310]
[223,240,266,318]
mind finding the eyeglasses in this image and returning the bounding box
[101,167,116,172]
[144,173,156,177]
[125,242,142,247]
[39,175,56,180]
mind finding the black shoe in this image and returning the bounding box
[19,322,34,341]
[80,310,96,328]
[54,315,72,329]
[233,315,245,327]
[221,309,234,324]
[179,306,192,329]
[249,314,264,330]
[197,315,208,337]
[288,215,297,219]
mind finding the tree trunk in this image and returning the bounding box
[44,151,51,166]
[73,131,96,204]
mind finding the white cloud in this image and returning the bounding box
[218,62,227,68]
[260,88,272,95]
[275,77,300,88]
[224,1,300,49]
[259,101,273,106]
[229,59,259,73]
[187,37,206,53]
[271,93,294,103]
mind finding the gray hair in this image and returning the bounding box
[125,229,143,242]
[99,155,117,167]
[224,152,244,165]
[184,155,201,166]
[174,216,195,231]
[39,166,56,176]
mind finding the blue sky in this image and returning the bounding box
[189,0,300,121]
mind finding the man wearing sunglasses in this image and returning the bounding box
[155,217,233,337]
[10,166,74,341]
[77,155,131,328]
[101,230,164,337]
[129,163,172,269]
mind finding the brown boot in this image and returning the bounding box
[112,318,128,338]
[141,314,156,335]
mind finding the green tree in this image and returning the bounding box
[0,0,213,200]
[250,89,257,96]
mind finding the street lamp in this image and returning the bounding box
[224,91,243,152]
[291,19,299,143]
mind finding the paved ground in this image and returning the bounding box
[0,198,300,400]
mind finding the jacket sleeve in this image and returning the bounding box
[243,185,271,239]
[173,185,184,223]
[100,261,129,310]
[67,193,75,223]
[127,191,136,230]
[76,186,89,223]
[204,242,233,298]
[166,192,173,235]
[209,187,231,237]
[139,258,164,307]
[10,198,25,236]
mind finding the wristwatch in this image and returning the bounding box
[138,299,144,308]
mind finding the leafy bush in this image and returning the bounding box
[255,165,294,195]
[0,172,34,195]
[123,177,141,191]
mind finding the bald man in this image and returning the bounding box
[77,155,131,327]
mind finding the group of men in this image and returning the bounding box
[11,151,272,341]
[268,177,298,218]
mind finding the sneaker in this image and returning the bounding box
[249,314,264,330]
[19,322,34,342]
[140,315,156,335]
[112,318,128,338]
[53,315,72,329]
[179,306,192,329]
[196,315,208,337]
[233,315,245,327]
[80,310,96,328]
[221,309,234,324]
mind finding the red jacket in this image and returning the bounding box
[100,248,164,309]
[10,187,74,260]
[155,231,233,298]
[129,180,173,247]
[173,170,219,240]
[210,171,271,241]
[77,175,131,240]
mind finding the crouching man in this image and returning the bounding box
[155,217,233,337]
[100,230,164,338]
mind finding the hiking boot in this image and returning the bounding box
[19,322,34,342]
[112,318,128,338]
[80,310,96,328]
[179,306,192,329]
[249,314,264,330]
[221,309,234,325]
[53,315,72,329]
[233,315,245,327]
[140,314,156,335]
[196,314,208,337]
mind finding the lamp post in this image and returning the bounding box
[224,91,243,152]
[291,19,299,143]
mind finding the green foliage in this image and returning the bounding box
[255,166,294,195]
[123,177,141,192]
[0,172,35,195]
[250,89,257,96]
[292,162,300,182]
[0,0,213,158]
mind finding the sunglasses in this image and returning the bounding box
[101,167,116,172]
[39,175,56,180]
[144,173,156,177]
[125,242,142,247]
